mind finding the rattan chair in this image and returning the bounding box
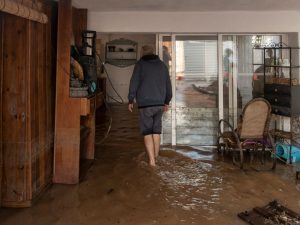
[217,98,276,170]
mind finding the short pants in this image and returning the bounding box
[138,106,164,136]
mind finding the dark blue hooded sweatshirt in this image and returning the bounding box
[128,54,172,108]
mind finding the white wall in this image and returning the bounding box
[91,11,300,103]
[98,33,156,103]
[88,11,300,38]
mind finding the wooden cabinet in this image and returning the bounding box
[265,84,300,116]
[0,2,57,207]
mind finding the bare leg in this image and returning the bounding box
[153,134,161,158]
[144,135,156,166]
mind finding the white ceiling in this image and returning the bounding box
[73,0,300,12]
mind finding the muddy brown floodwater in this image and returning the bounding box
[1,104,300,225]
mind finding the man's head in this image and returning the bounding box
[141,45,154,56]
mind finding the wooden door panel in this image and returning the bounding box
[2,13,28,204]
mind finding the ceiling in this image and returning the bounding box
[72,0,300,12]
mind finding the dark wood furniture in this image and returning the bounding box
[0,1,57,207]
[53,0,100,184]
[217,98,276,170]
[264,84,300,116]
[261,47,300,164]
[262,47,300,116]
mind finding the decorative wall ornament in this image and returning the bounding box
[105,38,138,67]
[0,0,48,24]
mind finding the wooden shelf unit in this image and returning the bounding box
[53,0,96,184]
[257,46,300,165]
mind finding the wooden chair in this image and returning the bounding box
[217,98,276,170]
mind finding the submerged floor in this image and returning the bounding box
[1,104,300,225]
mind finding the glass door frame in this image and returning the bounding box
[218,33,285,132]
[157,34,177,145]
[218,34,239,128]
[157,33,218,146]
[157,33,285,145]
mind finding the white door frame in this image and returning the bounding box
[218,33,283,131]
[218,35,224,129]
[158,33,218,146]
[158,33,283,145]
[218,34,238,128]
[157,34,176,145]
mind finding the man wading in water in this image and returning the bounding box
[128,45,172,167]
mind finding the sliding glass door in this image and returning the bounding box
[158,33,283,146]
[158,34,218,146]
[220,35,282,129]
[157,34,174,145]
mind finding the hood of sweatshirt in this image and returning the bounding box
[141,54,159,61]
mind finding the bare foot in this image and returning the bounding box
[149,162,160,171]
[149,160,156,167]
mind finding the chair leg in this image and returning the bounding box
[218,144,225,160]
[271,146,277,170]
[253,138,276,171]
[268,134,277,170]
[216,136,227,161]
[232,144,244,169]
[232,150,238,166]
[250,149,254,165]
[239,143,244,169]
[221,144,225,158]
[216,137,221,153]
[261,145,266,165]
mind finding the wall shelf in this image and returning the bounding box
[254,46,300,165]
[105,38,138,67]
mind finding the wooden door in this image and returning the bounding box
[1,13,29,205]
[0,12,3,207]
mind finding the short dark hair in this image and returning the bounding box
[141,45,154,56]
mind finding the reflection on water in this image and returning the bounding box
[155,149,222,219]
[176,146,216,160]
[166,79,219,146]
[102,105,300,225]
[1,104,300,225]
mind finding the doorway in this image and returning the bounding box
[158,34,218,146]
[158,34,284,146]
[219,34,282,129]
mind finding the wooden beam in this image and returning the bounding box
[53,0,81,184]
[72,8,87,47]
[0,12,3,207]
[54,0,95,184]
[81,96,95,159]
